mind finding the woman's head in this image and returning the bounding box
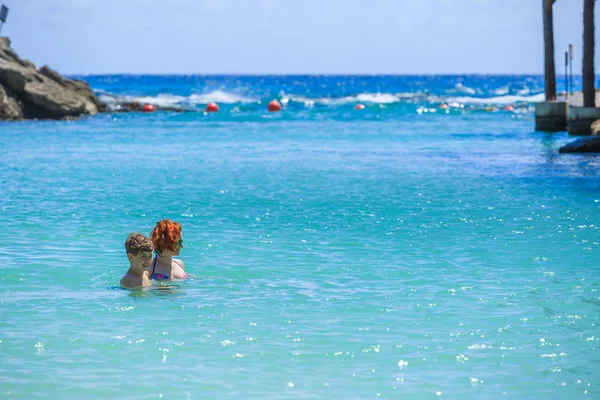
[150,219,183,256]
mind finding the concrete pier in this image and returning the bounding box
[535,91,600,135]
[567,106,600,135]
[535,101,568,132]
[558,91,600,107]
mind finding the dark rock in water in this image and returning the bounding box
[559,136,600,153]
[108,101,188,113]
[0,36,101,120]
[92,90,192,113]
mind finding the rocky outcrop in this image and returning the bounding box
[0,83,22,119]
[559,136,600,153]
[0,36,102,120]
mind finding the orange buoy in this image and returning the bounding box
[504,105,515,112]
[354,104,365,110]
[142,104,156,112]
[439,103,449,109]
[206,102,219,112]
[268,100,281,112]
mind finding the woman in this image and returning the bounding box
[149,219,187,280]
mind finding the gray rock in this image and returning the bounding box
[38,65,103,110]
[0,37,195,120]
[109,100,188,113]
[0,36,102,120]
[0,83,22,119]
[559,136,600,153]
[22,59,36,69]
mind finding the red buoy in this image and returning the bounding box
[142,104,156,112]
[206,102,219,112]
[504,105,515,112]
[439,103,449,109]
[268,100,281,112]
[355,104,365,110]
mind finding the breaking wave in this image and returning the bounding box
[95,89,545,108]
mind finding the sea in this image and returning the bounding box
[0,75,598,399]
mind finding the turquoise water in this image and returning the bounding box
[1,76,599,399]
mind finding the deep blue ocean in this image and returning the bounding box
[0,75,598,399]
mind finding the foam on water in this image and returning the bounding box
[447,93,545,105]
[99,90,255,107]
[189,90,256,104]
[99,90,545,109]
[453,82,479,95]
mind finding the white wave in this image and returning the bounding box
[98,89,544,109]
[98,90,255,107]
[455,83,477,95]
[97,94,121,104]
[494,87,509,95]
[283,95,314,107]
[128,94,187,107]
[354,93,401,103]
[297,91,535,106]
[396,92,429,99]
[446,93,545,105]
[290,92,405,105]
[98,93,187,107]
[189,90,255,104]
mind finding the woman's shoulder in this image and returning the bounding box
[173,258,185,269]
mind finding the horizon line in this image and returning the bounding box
[66,72,558,77]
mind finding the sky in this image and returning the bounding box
[2,0,598,75]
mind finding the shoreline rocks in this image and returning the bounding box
[0,37,189,121]
[103,100,189,113]
[0,36,102,120]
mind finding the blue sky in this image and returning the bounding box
[3,0,598,74]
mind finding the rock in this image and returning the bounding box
[0,83,22,119]
[591,119,600,135]
[559,136,600,153]
[0,36,102,120]
[22,59,36,69]
[38,65,103,109]
[0,37,196,120]
[105,100,189,113]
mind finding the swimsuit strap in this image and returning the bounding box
[173,259,183,268]
[151,257,158,276]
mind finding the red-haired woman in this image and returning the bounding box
[149,219,187,280]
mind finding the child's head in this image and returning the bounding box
[125,233,154,269]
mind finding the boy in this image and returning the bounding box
[120,233,154,289]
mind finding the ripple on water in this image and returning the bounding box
[1,92,599,398]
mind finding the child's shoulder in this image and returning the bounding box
[120,273,137,288]
[120,274,130,288]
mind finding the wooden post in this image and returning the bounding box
[565,51,569,102]
[583,0,595,107]
[543,0,557,101]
